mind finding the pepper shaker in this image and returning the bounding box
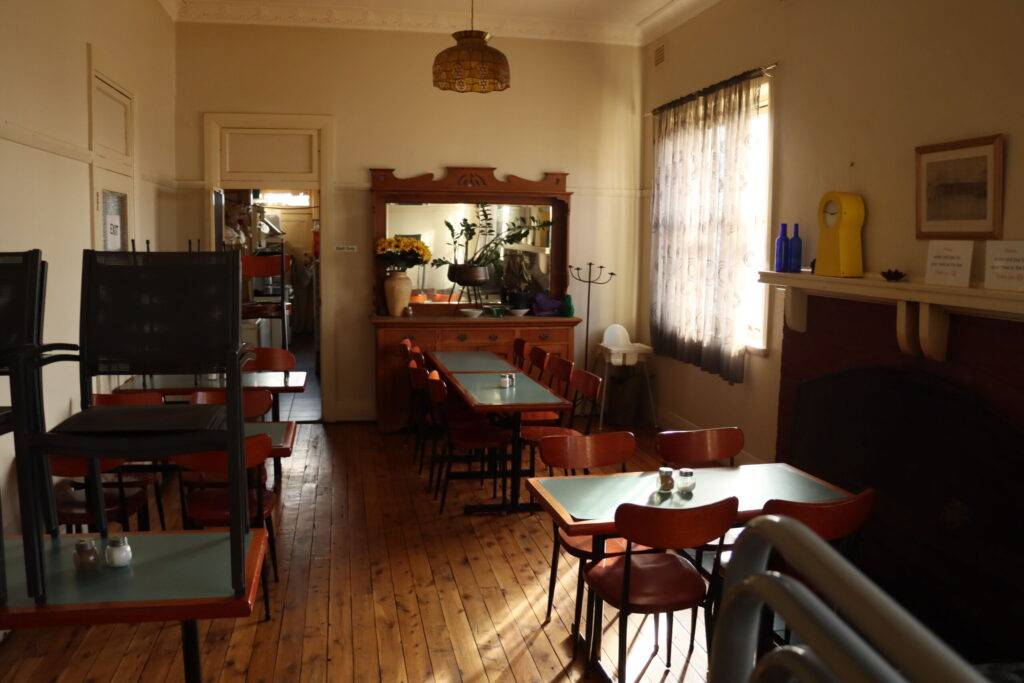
[73,539,101,572]
[658,466,674,492]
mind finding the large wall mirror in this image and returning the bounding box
[385,202,552,306]
[371,167,571,314]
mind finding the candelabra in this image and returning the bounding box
[569,262,615,370]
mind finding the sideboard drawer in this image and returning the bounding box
[439,328,516,347]
[518,327,572,344]
[378,328,436,351]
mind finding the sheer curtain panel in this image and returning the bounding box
[649,75,769,384]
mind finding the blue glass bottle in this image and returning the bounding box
[788,223,803,272]
[774,223,789,272]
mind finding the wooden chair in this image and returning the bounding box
[176,434,277,620]
[656,427,746,574]
[656,427,744,468]
[512,338,527,369]
[242,253,292,350]
[538,431,639,651]
[708,489,878,649]
[408,360,433,472]
[521,368,604,477]
[242,347,297,372]
[426,374,511,513]
[525,346,549,381]
[521,355,574,426]
[585,497,738,680]
[191,389,274,421]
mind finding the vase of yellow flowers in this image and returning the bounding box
[375,236,431,316]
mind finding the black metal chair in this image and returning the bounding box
[6,250,252,604]
[0,250,48,605]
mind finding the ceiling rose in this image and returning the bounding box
[432,1,509,93]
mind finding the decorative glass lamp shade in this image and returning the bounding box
[433,30,510,93]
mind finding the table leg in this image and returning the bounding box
[273,457,283,492]
[272,394,280,422]
[589,535,607,667]
[510,412,522,507]
[180,620,202,683]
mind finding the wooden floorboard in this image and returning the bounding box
[0,423,719,682]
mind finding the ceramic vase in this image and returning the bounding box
[384,270,413,317]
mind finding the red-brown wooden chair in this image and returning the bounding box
[242,346,297,372]
[538,431,642,651]
[426,374,511,513]
[512,338,527,369]
[521,367,604,479]
[175,434,277,620]
[526,345,550,381]
[656,427,744,468]
[585,497,739,679]
[50,391,168,532]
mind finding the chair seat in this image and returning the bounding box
[521,426,582,444]
[450,427,511,450]
[558,528,637,558]
[242,302,288,318]
[55,481,148,524]
[522,411,561,424]
[52,404,226,435]
[185,488,277,526]
[586,553,706,613]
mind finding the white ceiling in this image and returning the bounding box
[168,0,721,45]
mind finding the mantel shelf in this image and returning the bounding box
[758,271,1024,362]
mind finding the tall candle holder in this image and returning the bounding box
[569,262,615,370]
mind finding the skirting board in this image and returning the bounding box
[655,406,766,464]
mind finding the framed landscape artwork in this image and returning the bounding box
[915,134,1004,239]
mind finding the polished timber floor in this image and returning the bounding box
[0,424,729,682]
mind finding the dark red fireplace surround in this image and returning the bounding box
[775,295,1024,663]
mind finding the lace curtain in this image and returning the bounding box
[650,75,768,384]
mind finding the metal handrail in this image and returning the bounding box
[708,515,986,683]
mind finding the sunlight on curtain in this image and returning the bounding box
[650,76,770,383]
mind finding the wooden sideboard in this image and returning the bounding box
[372,315,581,431]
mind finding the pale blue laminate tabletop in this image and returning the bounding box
[450,372,570,412]
[432,351,515,373]
[534,464,846,524]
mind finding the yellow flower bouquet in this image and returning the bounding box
[374,236,432,271]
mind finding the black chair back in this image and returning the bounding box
[0,250,46,371]
[78,250,242,405]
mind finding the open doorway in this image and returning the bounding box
[221,188,322,422]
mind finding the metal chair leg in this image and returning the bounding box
[693,605,702,653]
[261,562,271,621]
[546,531,560,623]
[572,560,586,645]
[617,610,628,682]
[666,611,674,666]
[265,515,279,582]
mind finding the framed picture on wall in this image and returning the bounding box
[916,134,1005,239]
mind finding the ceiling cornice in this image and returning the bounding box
[638,0,722,45]
[176,1,644,46]
[157,0,184,21]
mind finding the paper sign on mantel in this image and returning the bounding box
[925,240,974,287]
[985,241,1024,292]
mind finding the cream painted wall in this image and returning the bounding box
[175,23,643,420]
[639,0,1024,461]
[0,0,177,528]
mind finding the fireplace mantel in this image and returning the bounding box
[760,270,1024,362]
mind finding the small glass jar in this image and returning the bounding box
[658,466,675,492]
[677,468,696,493]
[73,539,101,572]
[105,536,133,568]
[499,373,512,388]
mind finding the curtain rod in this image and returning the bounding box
[651,63,777,116]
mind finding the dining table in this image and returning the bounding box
[526,462,849,668]
[427,350,572,514]
[114,371,307,421]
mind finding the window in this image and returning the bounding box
[649,74,771,383]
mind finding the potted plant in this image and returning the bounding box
[375,236,431,316]
[431,205,552,289]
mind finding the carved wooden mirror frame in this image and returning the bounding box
[370,166,571,314]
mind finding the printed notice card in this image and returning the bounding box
[985,241,1024,291]
[925,240,974,287]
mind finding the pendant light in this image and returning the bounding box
[432,0,510,93]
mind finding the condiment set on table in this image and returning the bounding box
[72,537,133,572]
[658,466,696,494]
[498,372,517,389]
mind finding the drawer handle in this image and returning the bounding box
[457,333,468,342]
[488,334,498,342]
[539,333,550,341]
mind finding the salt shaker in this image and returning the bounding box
[499,373,512,388]
[676,468,696,493]
[73,539,101,572]
[105,536,133,568]
[658,466,674,492]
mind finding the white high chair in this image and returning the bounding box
[596,324,657,428]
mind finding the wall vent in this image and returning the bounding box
[654,45,666,66]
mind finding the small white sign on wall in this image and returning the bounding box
[985,241,1024,291]
[104,214,122,251]
[925,240,974,287]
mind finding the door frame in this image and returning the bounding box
[203,113,336,421]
